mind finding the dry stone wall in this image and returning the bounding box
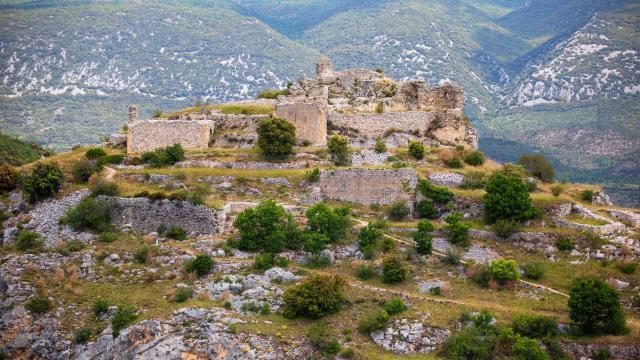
[127,119,214,154]
[317,168,418,205]
[276,103,327,145]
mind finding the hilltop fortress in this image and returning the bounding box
[125,58,477,154]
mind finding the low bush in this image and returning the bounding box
[282,274,345,319]
[91,180,120,197]
[460,171,486,189]
[61,197,113,233]
[0,163,18,192]
[111,306,137,336]
[72,160,101,182]
[518,154,555,182]
[307,324,341,357]
[384,298,407,315]
[522,262,546,280]
[445,157,463,168]
[468,263,491,288]
[96,154,125,167]
[302,231,329,254]
[185,254,213,277]
[172,287,193,303]
[413,220,434,255]
[25,295,51,314]
[99,231,117,243]
[166,226,187,241]
[358,222,383,250]
[416,180,454,204]
[21,163,64,203]
[512,314,557,339]
[408,141,425,160]
[374,138,387,153]
[141,144,184,167]
[133,245,156,264]
[445,212,470,247]
[305,202,351,243]
[464,150,485,166]
[257,88,289,99]
[618,261,636,274]
[85,147,107,159]
[512,336,549,360]
[328,135,351,166]
[489,259,520,283]
[442,326,493,359]
[253,253,288,272]
[555,237,575,251]
[74,328,92,344]
[304,254,332,268]
[593,348,612,360]
[357,310,389,334]
[355,264,376,280]
[256,117,296,157]
[304,168,320,183]
[387,200,409,220]
[16,230,42,251]
[93,298,109,317]
[579,189,594,203]
[381,256,407,284]
[492,219,521,239]
[550,184,563,197]
[441,248,461,265]
[416,200,438,219]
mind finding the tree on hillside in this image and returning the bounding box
[568,278,626,335]
[518,154,555,182]
[233,199,299,253]
[484,173,536,223]
[257,117,296,157]
[21,163,64,203]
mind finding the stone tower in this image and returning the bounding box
[128,105,139,123]
[316,57,334,81]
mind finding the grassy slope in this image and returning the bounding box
[0,132,46,165]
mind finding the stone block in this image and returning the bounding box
[276,102,327,146]
[317,168,418,205]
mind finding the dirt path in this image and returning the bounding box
[103,166,117,180]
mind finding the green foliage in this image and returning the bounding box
[518,154,555,182]
[522,262,545,280]
[305,203,350,243]
[381,256,407,284]
[442,325,493,359]
[375,102,384,113]
[500,163,528,178]
[468,264,492,288]
[413,220,434,255]
[25,295,51,314]
[62,197,113,233]
[85,147,107,159]
[233,200,299,253]
[0,163,18,192]
[21,163,64,203]
[185,254,213,277]
[355,264,376,280]
[74,328,92,344]
[384,298,407,315]
[555,237,575,251]
[166,226,187,241]
[256,117,296,157]
[152,109,163,118]
[111,305,137,336]
[91,180,120,197]
[172,287,193,303]
[442,248,461,266]
[16,230,42,251]
[253,253,288,272]
[416,200,438,219]
[93,298,109,317]
[512,336,549,360]
[387,200,409,220]
[417,179,454,204]
[256,88,289,99]
[307,324,341,357]
[579,189,594,203]
[304,168,320,183]
[282,274,345,319]
[328,135,351,166]
[408,141,425,160]
[568,278,626,335]
[492,219,521,239]
[512,314,557,339]
[550,184,563,197]
[141,144,185,167]
[445,157,463,168]
[489,259,520,282]
[460,171,486,189]
[301,231,329,254]
[445,212,470,247]
[464,150,486,166]
[358,222,383,250]
[0,132,48,166]
[484,173,536,223]
[617,261,636,274]
[72,160,101,182]
[374,138,387,153]
[593,348,612,360]
[357,310,389,334]
[96,154,125,167]
[99,231,117,243]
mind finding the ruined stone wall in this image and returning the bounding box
[317,168,418,205]
[127,119,214,154]
[276,103,327,145]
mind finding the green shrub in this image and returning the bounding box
[381,256,407,284]
[500,163,528,178]
[442,248,461,266]
[307,324,341,356]
[358,222,383,250]
[445,157,463,168]
[381,237,395,252]
[256,88,289,99]
[490,259,520,282]
[492,219,521,239]
[555,237,575,251]
[464,150,485,166]
[416,180,454,204]
[25,295,51,314]
[472,310,495,329]
[254,252,276,272]
[593,348,611,360]
[185,254,213,277]
[93,298,109,317]
[74,328,92,344]
[442,326,493,359]
[550,184,563,197]
[512,336,549,360]
[484,173,536,223]
[72,160,101,182]
[306,203,351,243]
[328,135,351,166]
[91,180,120,197]
[445,212,470,247]
[96,154,125,167]
[522,262,545,280]
[512,314,557,339]
[340,348,355,358]
[417,200,438,219]
[304,254,332,268]
[518,154,555,182]
[469,264,491,288]
[141,144,184,167]
[304,168,320,183]
[618,261,636,274]
[568,278,627,335]
[375,102,384,113]
[21,163,64,202]
[152,109,163,118]
[384,298,407,315]
[134,245,155,264]
[374,138,387,153]
[413,220,434,255]
[61,197,113,233]
[233,199,299,253]
[99,231,117,243]
[172,287,193,303]
[0,163,18,192]
[408,141,425,160]
[460,171,486,189]
[85,147,107,159]
[256,117,296,157]
[16,230,42,251]
[111,305,137,336]
[579,189,594,203]
[357,310,389,334]
[387,200,409,220]
[166,226,187,241]
[282,274,345,319]
[301,231,329,254]
[355,264,376,280]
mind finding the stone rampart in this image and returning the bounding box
[127,119,214,154]
[317,168,418,205]
[276,102,327,145]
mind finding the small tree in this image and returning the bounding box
[413,220,434,255]
[417,180,454,204]
[283,274,345,319]
[381,256,407,284]
[328,135,350,166]
[484,173,536,223]
[464,150,485,166]
[489,259,520,283]
[111,305,137,336]
[358,222,384,250]
[374,138,387,153]
[185,254,213,277]
[62,197,113,233]
[16,230,42,251]
[512,314,557,339]
[21,163,64,202]
[256,117,296,157]
[568,278,626,335]
[387,200,409,220]
[416,200,438,219]
[445,212,470,247]
[85,147,107,159]
[408,141,425,160]
[141,144,184,167]
[0,163,18,192]
[512,337,549,360]
[305,203,351,243]
[518,154,555,182]
[233,200,299,253]
[72,160,101,182]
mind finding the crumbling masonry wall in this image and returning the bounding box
[127,119,214,154]
[276,102,327,145]
[317,168,419,205]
